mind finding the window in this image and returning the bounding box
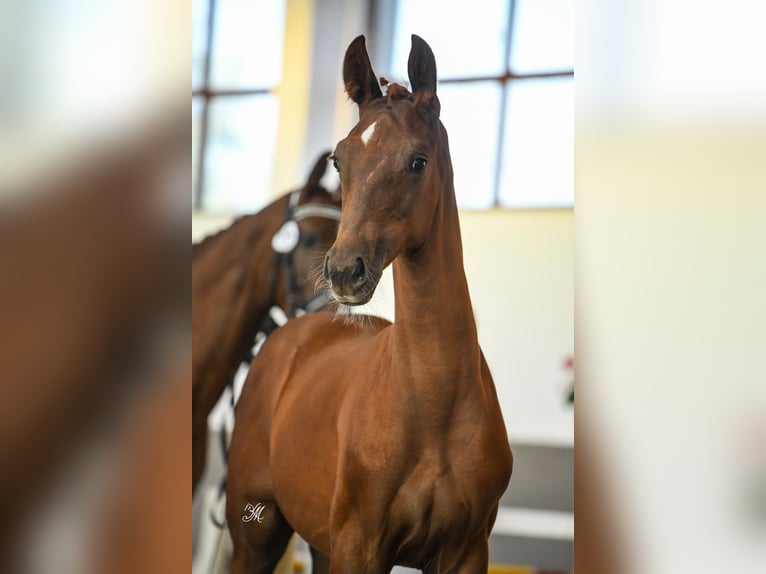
[192,0,573,212]
[192,0,287,212]
[388,0,573,208]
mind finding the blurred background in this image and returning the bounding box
[0,1,189,573]
[192,1,574,573]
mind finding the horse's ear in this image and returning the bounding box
[343,35,382,106]
[408,34,440,121]
[300,150,332,201]
[307,150,332,189]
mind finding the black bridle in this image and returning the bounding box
[257,190,342,339]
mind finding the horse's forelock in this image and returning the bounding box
[385,83,411,107]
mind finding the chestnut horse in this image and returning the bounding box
[227,35,512,573]
[192,151,341,491]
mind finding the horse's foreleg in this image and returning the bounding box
[329,550,391,574]
[424,536,489,574]
[228,499,294,574]
[328,523,392,574]
[310,545,330,574]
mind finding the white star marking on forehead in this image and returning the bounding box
[361,122,376,146]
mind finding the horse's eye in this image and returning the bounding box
[332,158,340,172]
[301,232,319,249]
[409,157,427,173]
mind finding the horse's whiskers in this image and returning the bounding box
[331,301,370,328]
[309,264,327,292]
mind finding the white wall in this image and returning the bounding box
[462,210,574,446]
[193,207,574,446]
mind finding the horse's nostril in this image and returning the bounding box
[352,257,366,285]
[323,254,331,281]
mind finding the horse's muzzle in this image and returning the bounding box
[323,250,374,305]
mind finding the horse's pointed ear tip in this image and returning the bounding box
[411,34,428,48]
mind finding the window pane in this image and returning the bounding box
[192,0,209,90]
[210,0,286,89]
[510,0,574,72]
[499,78,573,208]
[439,82,502,209]
[192,97,203,204]
[391,0,508,80]
[203,95,280,213]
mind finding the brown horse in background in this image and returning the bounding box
[227,36,512,573]
[192,152,341,491]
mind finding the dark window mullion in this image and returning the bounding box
[194,0,218,211]
[491,0,518,208]
[438,69,573,85]
[192,88,273,98]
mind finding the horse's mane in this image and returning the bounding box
[192,214,253,260]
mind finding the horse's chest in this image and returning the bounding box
[381,468,482,562]
[343,402,510,557]
[400,471,470,523]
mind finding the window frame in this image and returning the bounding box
[383,0,574,209]
[192,0,574,212]
[192,0,282,212]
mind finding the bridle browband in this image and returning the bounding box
[293,203,345,221]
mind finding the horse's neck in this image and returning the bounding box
[390,183,481,397]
